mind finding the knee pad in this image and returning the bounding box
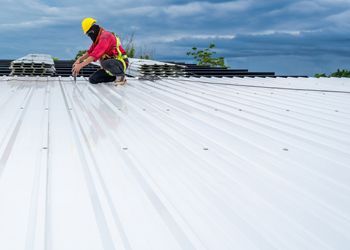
[101,59,121,76]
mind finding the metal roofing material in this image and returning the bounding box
[126,59,275,78]
[55,60,101,77]
[11,54,55,65]
[165,62,277,77]
[0,76,350,250]
[0,60,12,76]
[10,54,55,76]
[4,56,276,78]
[127,58,186,78]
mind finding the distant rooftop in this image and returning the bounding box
[1,54,308,78]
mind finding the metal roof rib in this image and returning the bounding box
[0,76,349,250]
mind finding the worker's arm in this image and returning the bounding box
[72,56,95,76]
[73,35,110,76]
[74,52,89,66]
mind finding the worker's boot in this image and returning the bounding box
[114,75,127,86]
[101,59,126,85]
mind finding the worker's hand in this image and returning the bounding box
[72,63,83,76]
[73,58,81,67]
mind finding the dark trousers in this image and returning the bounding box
[89,59,125,84]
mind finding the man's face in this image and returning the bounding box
[87,25,99,42]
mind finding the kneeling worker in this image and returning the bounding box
[72,17,128,85]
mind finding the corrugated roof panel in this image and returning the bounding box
[0,76,349,250]
[11,54,54,65]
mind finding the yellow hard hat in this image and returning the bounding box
[81,17,96,34]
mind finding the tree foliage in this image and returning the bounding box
[187,43,227,68]
[314,73,327,78]
[315,69,350,78]
[330,69,350,77]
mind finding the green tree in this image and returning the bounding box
[139,55,151,59]
[52,57,59,61]
[330,69,350,78]
[314,69,350,78]
[187,43,227,68]
[314,73,327,78]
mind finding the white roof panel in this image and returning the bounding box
[11,54,55,65]
[0,76,349,250]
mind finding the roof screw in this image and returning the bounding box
[286,109,290,112]
[335,110,339,113]
[122,147,128,150]
[203,147,209,151]
[214,108,219,111]
[20,107,24,109]
[166,109,170,111]
[283,148,289,151]
[42,146,48,150]
[238,109,243,111]
[143,108,146,111]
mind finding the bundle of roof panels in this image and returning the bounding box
[126,58,187,78]
[10,54,56,76]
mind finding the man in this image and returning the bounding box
[72,17,128,85]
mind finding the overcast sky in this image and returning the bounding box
[1,0,349,75]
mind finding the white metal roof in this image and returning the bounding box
[0,76,349,250]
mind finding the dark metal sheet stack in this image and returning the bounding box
[10,54,56,76]
[0,60,12,76]
[54,60,100,77]
[166,62,275,78]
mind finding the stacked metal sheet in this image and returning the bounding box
[126,58,187,78]
[55,60,101,77]
[10,54,56,76]
[166,62,277,78]
[0,60,12,76]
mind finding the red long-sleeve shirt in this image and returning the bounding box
[87,29,126,61]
